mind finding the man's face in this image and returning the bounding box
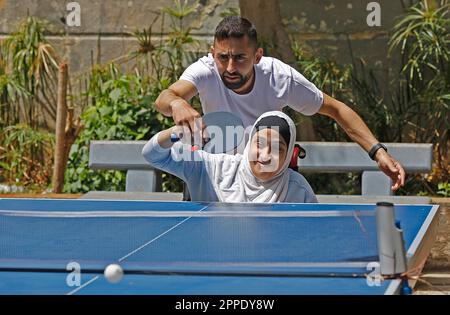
[212,36,263,93]
[248,128,289,181]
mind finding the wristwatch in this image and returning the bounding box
[368,143,387,160]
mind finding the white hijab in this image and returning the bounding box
[208,111,296,203]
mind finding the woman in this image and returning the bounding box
[142,111,317,203]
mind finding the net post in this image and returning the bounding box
[375,202,407,276]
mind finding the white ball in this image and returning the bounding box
[104,264,124,284]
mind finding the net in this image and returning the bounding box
[0,208,379,277]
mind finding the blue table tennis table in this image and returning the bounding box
[0,198,439,295]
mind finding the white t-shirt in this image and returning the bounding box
[180,53,324,128]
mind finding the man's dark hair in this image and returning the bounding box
[214,16,258,48]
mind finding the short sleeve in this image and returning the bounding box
[179,58,214,93]
[286,67,324,116]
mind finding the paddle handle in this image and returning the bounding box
[170,132,200,151]
[170,133,181,142]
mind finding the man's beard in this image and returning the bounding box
[221,71,252,90]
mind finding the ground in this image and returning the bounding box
[415,199,450,295]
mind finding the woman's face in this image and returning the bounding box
[248,128,289,181]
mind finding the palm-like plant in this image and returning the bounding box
[2,16,60,128]
[389,0,449,186]
[163,0,198,78]
[390,0,449,84]
[0,17,60,191]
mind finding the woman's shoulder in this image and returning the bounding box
[288,170,310,186]
[286,170,318,203]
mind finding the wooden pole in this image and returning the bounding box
[52,63,68,193]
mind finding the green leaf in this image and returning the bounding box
[109,88,122,102]
[99,106,113,116]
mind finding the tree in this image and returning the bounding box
[239,0,318,140]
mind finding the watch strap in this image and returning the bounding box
[369,143,387,160]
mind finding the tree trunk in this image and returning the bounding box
[239,0,318,141]
[52,63,69,193]
[239,0,295,65]
[52,63,84,193]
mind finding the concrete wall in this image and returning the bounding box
[0,0,409,76]
[281,0,406,84]
[0,0,238,75]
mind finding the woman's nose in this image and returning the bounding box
[258,147,271,161]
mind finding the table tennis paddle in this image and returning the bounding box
[171,111,244,154]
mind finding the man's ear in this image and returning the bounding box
[210,44,215,55]
[254,47,263,64]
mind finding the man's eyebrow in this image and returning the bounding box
[217,52,247,57]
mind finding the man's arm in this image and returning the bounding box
[318,93,405,191]
[155,80,200,133]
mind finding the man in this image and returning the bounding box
[155,16,405,191]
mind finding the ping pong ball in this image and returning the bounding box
[104,264,124,284]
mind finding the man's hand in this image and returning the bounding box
[374,149,406,191]
[170,99,202,144]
